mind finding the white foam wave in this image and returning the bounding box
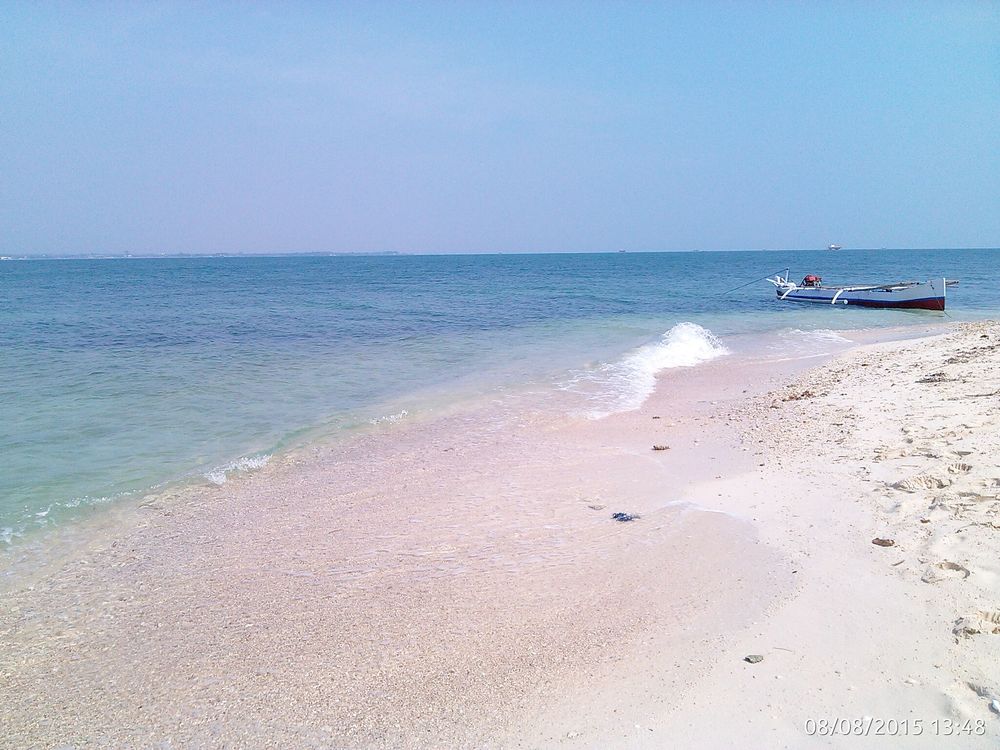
[369,409,409,425]
[1,493,117,547]
[784,328,851,343]
[576,322,729,418]
[205,453,271,486]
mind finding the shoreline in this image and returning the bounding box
[0,319,949,561]
[3,321,998,747]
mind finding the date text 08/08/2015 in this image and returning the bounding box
[804,717,987,737]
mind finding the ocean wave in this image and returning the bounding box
[0,493,117,547]
[2,452,273,547]
[204,453,272,486]
[369,409,409,425]
[782,328,852,344]
[569,322,729,418]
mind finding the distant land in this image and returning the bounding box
[0,251,405,260]
[2,247,998,261]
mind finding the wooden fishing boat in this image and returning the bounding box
[766,271,956,311]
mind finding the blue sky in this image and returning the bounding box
[2,2,998,254]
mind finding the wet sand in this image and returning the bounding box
[2,322,998,748]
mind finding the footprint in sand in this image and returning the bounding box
[921,561,971,584]
[874,447,904,461]
[953,611,1000,637]
[975,612,1000,639]
[874,446,944,461]
[891,464,972,492]
[945,462,973,475]
[956,490,1000,503]
[893,474,952,492]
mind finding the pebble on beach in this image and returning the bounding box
[611,512,639,522]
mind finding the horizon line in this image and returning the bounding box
[4,246,1000,260]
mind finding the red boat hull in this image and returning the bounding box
[850,297,945,311]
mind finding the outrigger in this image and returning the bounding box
[767,271,957,311]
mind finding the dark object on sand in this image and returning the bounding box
[744,654,764,664]
[872,538,895,547]
[612,512,639,522]
[652,444,670,451]
[782,389,816,401]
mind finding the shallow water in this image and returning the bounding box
[2,248,997,542]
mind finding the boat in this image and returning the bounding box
[828,244,842,251]
[766,271,957,311]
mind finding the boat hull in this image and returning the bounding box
[775,279,946,311]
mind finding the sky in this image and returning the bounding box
[1,2,998,255]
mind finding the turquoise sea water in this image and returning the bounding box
[2,248,998,543]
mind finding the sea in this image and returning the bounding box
[3,248,998,545]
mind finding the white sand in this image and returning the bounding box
[1,322,998,748]
[632,321,1000,749]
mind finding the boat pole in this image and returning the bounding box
[721,268,791,296]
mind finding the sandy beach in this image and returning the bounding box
[2,321,999,748]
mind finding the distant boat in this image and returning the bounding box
[766,271,957,311]
[828,244,842,251]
